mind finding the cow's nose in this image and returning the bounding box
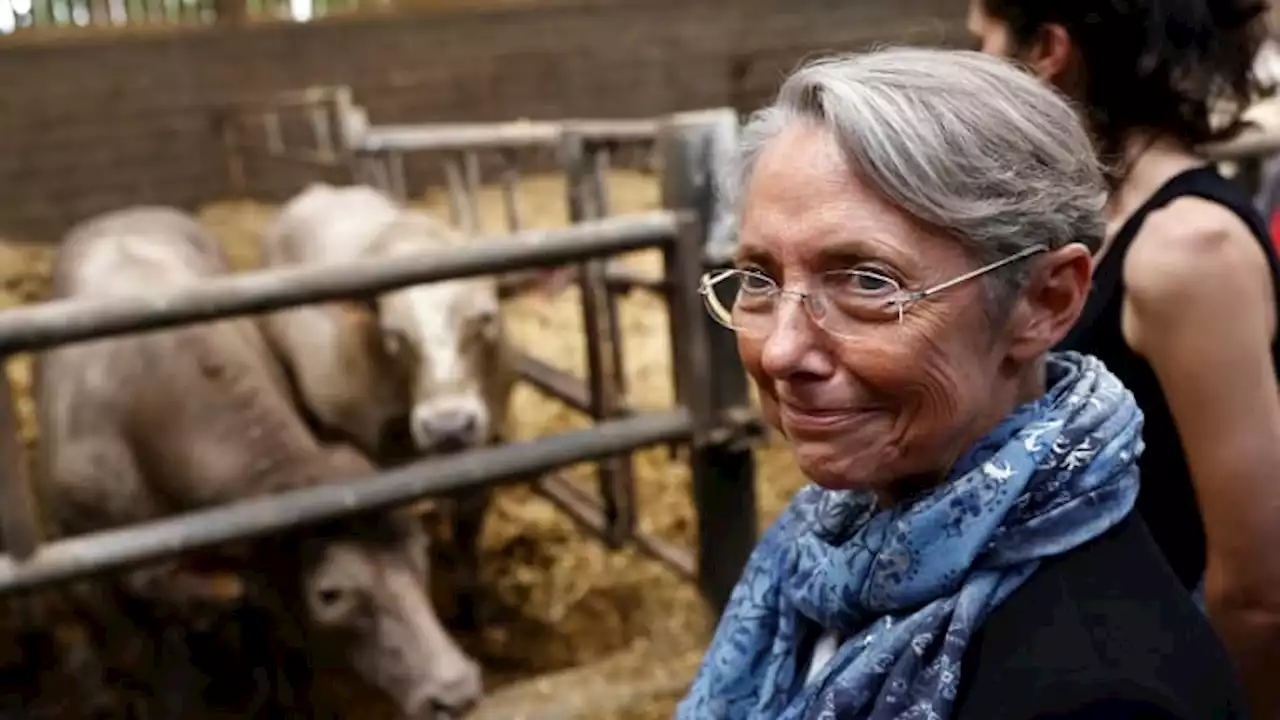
[430,661,483,715]
[411,407,480,453]
[405,660,484,719]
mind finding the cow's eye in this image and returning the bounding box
[382,329,411,358]
[475,311,500,342]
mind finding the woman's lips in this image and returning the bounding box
[777,403,874,433]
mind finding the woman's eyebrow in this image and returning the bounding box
[814,237,905,267]
[734,245,772,267]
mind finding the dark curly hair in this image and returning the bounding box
[980,0,1271,178]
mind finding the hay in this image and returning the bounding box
[0,169,811,718]
[0,240,53,452]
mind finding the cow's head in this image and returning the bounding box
[374,272,508,455]
[299,498,483,717]
[360,212,527,456]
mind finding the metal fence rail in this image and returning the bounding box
[0,211,680,354]
[0,208,691,572]
[0,410,693,597]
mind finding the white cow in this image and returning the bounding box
[35,206,484,717]
[259,183,545,626]
[261,183,522,457]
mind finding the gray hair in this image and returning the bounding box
[734,46,1107,310]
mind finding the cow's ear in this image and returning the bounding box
[531,266,578,298]
[336,294,379,318]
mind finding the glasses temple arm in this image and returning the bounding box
[913,244,1049,301]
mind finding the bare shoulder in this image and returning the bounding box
[1121,196,1276,350]
[1124,196,1271,302]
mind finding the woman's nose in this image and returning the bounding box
[759,299,834,380]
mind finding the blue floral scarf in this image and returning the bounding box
[678,351,1143,720]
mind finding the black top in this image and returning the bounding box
[1055,165,1280,590]
[954,514,1248,720]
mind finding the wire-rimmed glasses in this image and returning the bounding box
[699,244,1049,338]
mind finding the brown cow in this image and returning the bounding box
[33,206,483,717]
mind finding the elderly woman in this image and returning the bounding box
[677,48,1245,720]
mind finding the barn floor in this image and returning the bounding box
[0,170,810,718]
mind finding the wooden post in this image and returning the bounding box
[659,108,757,615]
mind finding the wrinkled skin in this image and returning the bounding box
[259,183,531,627]
[734,122,1091,503]
[35,208,483,717]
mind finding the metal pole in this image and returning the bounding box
[0,211,684,355]
[0,410,694,598]
[659,108,758,615]
[562,130,636,549]
[513,352,597,414]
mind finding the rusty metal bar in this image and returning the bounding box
[364,121,560,153]
[463,150,483,234]
[387,151,408,202]
[0,212,684,355]
[563,131,636,549]
[0,410,694,597]
[498,266,666,300]
[664,223,715,444]
[585,143,631,432]
[513,352,592,414]
[536,475,695,579]
[443,156,467,230]
[589,145,613,218]
[357,118,660,154]
[570,119,662,144]
[660,109,758,615]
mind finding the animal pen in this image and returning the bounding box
[0,89,763,681]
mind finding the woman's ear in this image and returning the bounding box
[1004,243,1093,363]
[1021,22,1076,88]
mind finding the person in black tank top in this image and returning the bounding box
[967,1,1280,716]
[1058,165,1280,591]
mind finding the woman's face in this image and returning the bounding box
[966,1,1074,91]
[966,0,1017,58]
[735,122,1024,495]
